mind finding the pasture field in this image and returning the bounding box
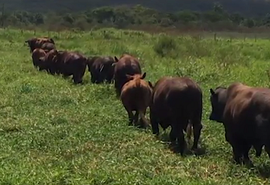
[0,27,270,184]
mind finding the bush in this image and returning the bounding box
[153,35,178,58]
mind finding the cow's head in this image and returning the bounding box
[209,86,228,123]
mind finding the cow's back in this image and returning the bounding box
[223,83,258,125]
[58,51,87,75]
[114,56,141,77]
[114,55,142,95]
[151,77,202,123]
[32,48,46,58]
[121,77,152,110]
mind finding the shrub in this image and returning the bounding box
[153,35,178,58]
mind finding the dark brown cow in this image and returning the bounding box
[31,48,46,70]
[25,37,55,53]
[87,56,115,84]
[113,54,142,97]
[120,72,153,128]
[41,42,56,52]
[39,49,65,75]
[209,82,270,166]
[150,76,203,155]
[56,51,88,84]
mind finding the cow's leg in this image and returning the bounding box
[169,129,177,143]
[242,142,253,167]
[63,74,70,79]
[134,111,139,125]
[90,71,97,83]
[171,122,186,156]
[253,141,263,157]
[190,118,203,150]
[232,137,247,165]
[73,69,85,84]
[232,144,242,164]
[114,80,121,97]
[178,131,187,156]
[73,74,83,84]
[123,105,134,126]
[150,108,159,135]
[226,132,242,163]
[264,144,270,158]
[139,108,150,128]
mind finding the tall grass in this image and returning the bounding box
[0,27,269,184]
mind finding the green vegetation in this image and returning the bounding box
[2,0,270,17]
[1,3,270,32]
[0,27,270,184]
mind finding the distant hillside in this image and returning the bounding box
[2,0,270,17]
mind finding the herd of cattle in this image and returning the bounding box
[24,36,270,167]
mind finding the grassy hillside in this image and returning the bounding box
[2,0,270,16]
[0,28,270,184]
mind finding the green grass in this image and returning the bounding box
[0,27,270,184]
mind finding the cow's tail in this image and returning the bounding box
[186,122,193,140]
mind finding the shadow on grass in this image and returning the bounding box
[0,125,21,133]
[158,131,207,157]
[227,151,270,179]
[256,163,270,178]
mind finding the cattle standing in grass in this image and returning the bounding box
[113,54,142,97]
[39,49,64,75]
[150,76,203,155]
[209,82,270,166]
[56,51,88,84]
[120,72,153,128]
[31,48,47,70]
[87,56,115,84]
[25,37,55,53]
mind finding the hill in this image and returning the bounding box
[2,0,270,17]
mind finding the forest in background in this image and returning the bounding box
[1,0,270,32]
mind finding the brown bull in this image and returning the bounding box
[113,54,142,97]
[39,49,63,75]
[209,82,270,166]
[87,56,115,84]
[31,48,47,70]
[25,37,55,53]
[120,72,153,128]
[56,51,88,84]
[150,76,203,155]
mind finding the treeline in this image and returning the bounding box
[1,4,270,32]
[3,0,270,17]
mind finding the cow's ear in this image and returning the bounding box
[50,38,55,44]
[148,81,153,88]
[141,72,146,79]
[114,56,119,62]
[210,88,216,96]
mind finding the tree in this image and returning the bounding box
[230,13,244,25]
[213,2,224,14]
[34,13,44,25]
[91,6,115,23]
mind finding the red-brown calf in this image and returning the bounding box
[120,72,153,128]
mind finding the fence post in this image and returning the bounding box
[214,32,217,41]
